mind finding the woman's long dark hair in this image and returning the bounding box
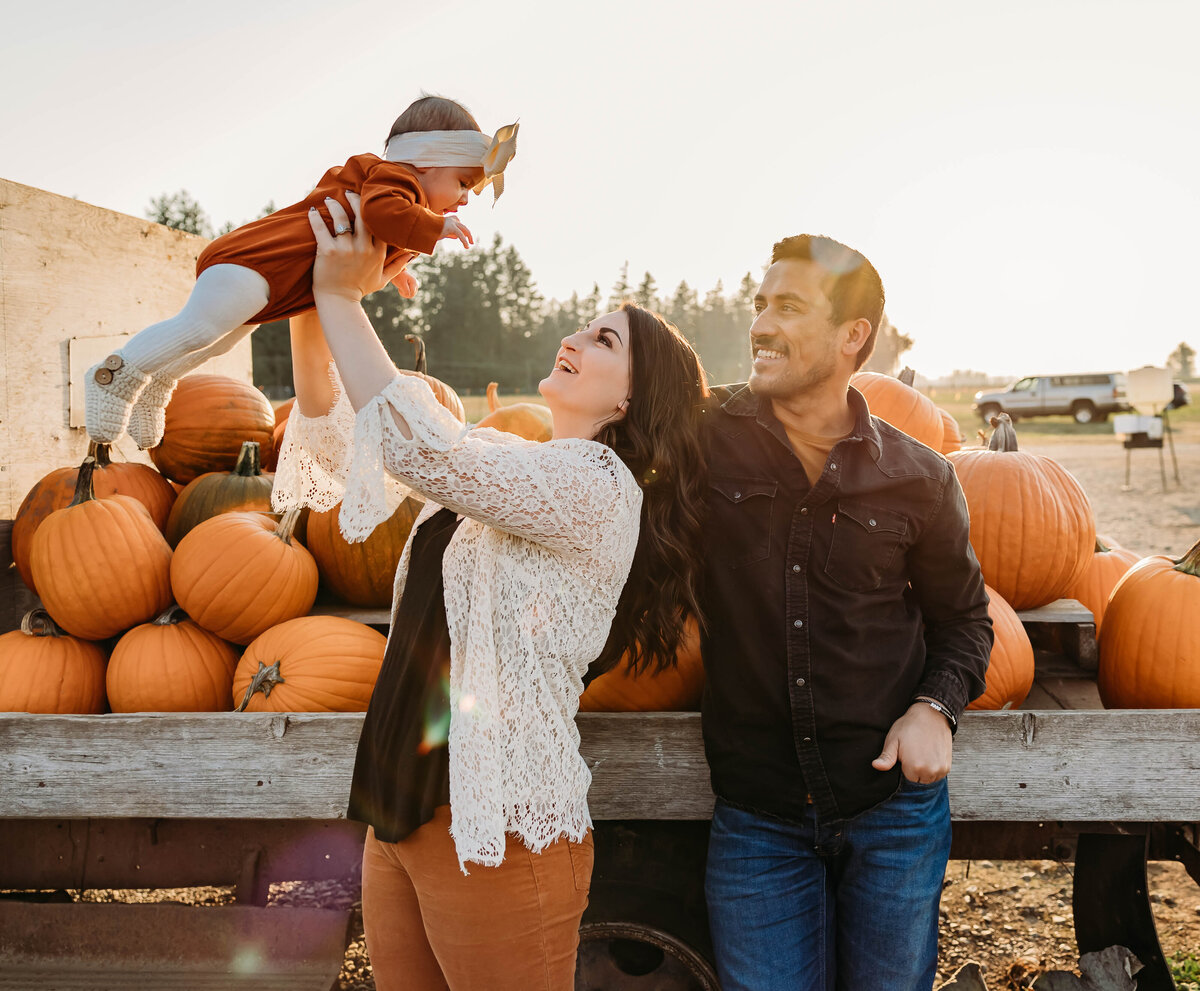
[591,303,709,677]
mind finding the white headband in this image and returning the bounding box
[384,123,519,202]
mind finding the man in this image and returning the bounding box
[700,234,993,990]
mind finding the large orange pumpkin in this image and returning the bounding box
[232,616,387,712]
[0,610,108,713]
[12,442,176,591]
[107,605,239,712]
[1098,537,1200,708]
[579,618,705,711]
[171,508,318,645]
[476,382,554,442]
[967,585,1034,710]
[947,414,1095,609]
[1065,536,1141,632]
[306,498,422,607]
[31,457,173,640]
[937,407,964,456]
[405,335,466,422]
[165,441,275,547]
[149,374,275,484]
[850,371,944,450]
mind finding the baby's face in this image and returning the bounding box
[418,165,486,214]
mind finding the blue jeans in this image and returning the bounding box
[704,778,951,991]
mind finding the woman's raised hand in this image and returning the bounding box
[308,192,412,301]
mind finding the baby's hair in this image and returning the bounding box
[387,95,480,145]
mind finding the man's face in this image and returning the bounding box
[747,259,841,399]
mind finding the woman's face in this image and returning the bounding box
[538,310,633,436]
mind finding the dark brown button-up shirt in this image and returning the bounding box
[699,384,993,832]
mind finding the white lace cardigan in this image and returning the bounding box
[272,368,642,870]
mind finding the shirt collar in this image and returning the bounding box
[720,382,883,460]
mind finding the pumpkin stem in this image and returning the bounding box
[1096,536,1113,554]
[405,334,427,374]
[1175,537,1200,577]
[486,381,501,413]
[273,507,303,545]
[88,441,114,469]
[987,413,1020,452]
[898,367,916,387]
[235,660,286,712]
[20,609,67,638]
[67,456,99,508]
[152,605,190,627]
[232,441,262,477]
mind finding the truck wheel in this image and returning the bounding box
[576,922,720,990]
[1071,401,1098,424]
[979,403,1002,424]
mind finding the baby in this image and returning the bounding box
[86,95,517,448]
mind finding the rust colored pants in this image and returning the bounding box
[361,805,593,991]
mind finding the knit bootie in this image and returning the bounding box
[126,372,180,450]
[85,354,151,444]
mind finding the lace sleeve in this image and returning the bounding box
[339,373,641,550]
[272,363,413,515]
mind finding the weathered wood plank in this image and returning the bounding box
[2,710,1199,822]
[1016,599,1094,624]
[0,180,253,519]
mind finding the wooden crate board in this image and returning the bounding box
[2,710,1199,823]
[0,179,253,519]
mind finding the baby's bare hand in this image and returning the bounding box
[440,215,474,249]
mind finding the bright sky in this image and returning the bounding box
[4,0,1198,379]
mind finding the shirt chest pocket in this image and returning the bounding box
[824,502,907,592]
[709,476,777,568]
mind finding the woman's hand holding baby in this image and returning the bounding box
[308,194,408,301]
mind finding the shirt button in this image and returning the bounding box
[792,564,801,572]
[795,678,806,687]
[802,737,813,744]
[733,491,742,500]
[869,519,877,527]
[793,619,803,628]
[829,463,838,470]
[800,507,809,515]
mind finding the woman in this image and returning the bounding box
[272,192,708,990]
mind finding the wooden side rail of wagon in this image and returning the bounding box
[2,706,1199,991]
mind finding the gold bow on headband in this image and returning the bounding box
[473,122,519,203]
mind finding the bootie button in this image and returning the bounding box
[103,354,125,371]
[94,367,114,385]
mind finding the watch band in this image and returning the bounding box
[914,696,957,730]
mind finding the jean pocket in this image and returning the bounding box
[565,831,594,892]
[824,501,906,592]
[899,774,946,793]
[709,475,777,568]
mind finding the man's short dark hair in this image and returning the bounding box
[770,235,885,370]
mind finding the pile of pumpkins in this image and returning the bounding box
[853,370,1199,711]
[1,370,700,716]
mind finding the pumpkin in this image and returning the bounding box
[274,397,296,427]
[12,442,176,591]
[106,605,239,712]
[405,334,466,422]
[947,414,1095,609]
[270,397,295,470]
[165,441,275,547]
[172,508,318,645]
[149,374,275,484]
[1065,536,1141,632]
[937,407,964,456]
[579,617,705,712]
[31,457,173,640]
[967,585,1034,710]
[850,370,944,450]
[306,498,422,607]
[232,615,387,712]
[0,610,108,713]
[1098,537,1200,709]
[476,382,554,442]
